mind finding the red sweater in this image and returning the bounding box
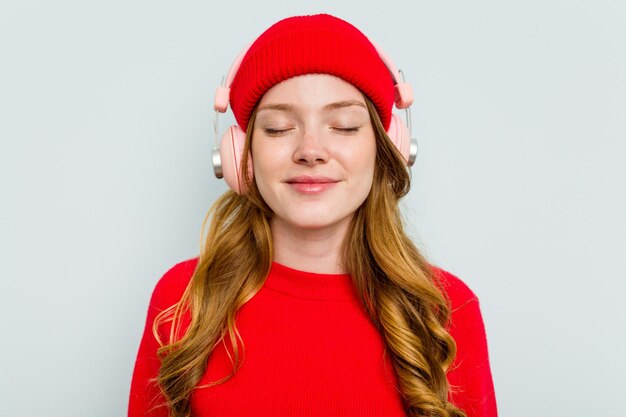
[129,258,497,416]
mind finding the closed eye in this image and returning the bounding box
[332,127,361,134]
[263,128,293,136]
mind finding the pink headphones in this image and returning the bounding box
[211,41,418,194]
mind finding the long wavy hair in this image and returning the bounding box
[153,96,466,417]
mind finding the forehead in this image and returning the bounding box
[256,74,366,111]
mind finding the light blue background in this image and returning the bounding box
[1,1,625,416]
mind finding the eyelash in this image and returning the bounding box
[263,128,291,136]
[333,127,360,133]
[262,127,361,136]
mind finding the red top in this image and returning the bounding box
[129,258,497,416]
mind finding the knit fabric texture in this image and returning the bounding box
[229,14,396,131]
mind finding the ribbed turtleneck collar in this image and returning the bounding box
[263,261,358,302]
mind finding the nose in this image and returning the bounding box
[293,128,329,166]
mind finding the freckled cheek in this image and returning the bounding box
[335,146,376,174]
[350,150,376,196]
[357,168,375,192]
[252,148,289,192]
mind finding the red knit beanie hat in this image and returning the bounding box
[228,14,396,131]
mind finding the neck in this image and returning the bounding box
[270,216,352,274]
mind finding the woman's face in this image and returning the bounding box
[251,74,377,232]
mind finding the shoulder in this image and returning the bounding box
[149,257,199,311]
[429,265,480,313]
[430,265,490,348]
[431,267,498,414]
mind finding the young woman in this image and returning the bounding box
[129,14,497,417]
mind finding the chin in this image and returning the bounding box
[284,212,355,232]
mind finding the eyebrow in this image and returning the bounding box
[256,100,366,113]
[322,100,367,112]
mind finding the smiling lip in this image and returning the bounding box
[285,176,340,194]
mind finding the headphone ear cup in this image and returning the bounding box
[219,125,253,194]
[385,113,411,165]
